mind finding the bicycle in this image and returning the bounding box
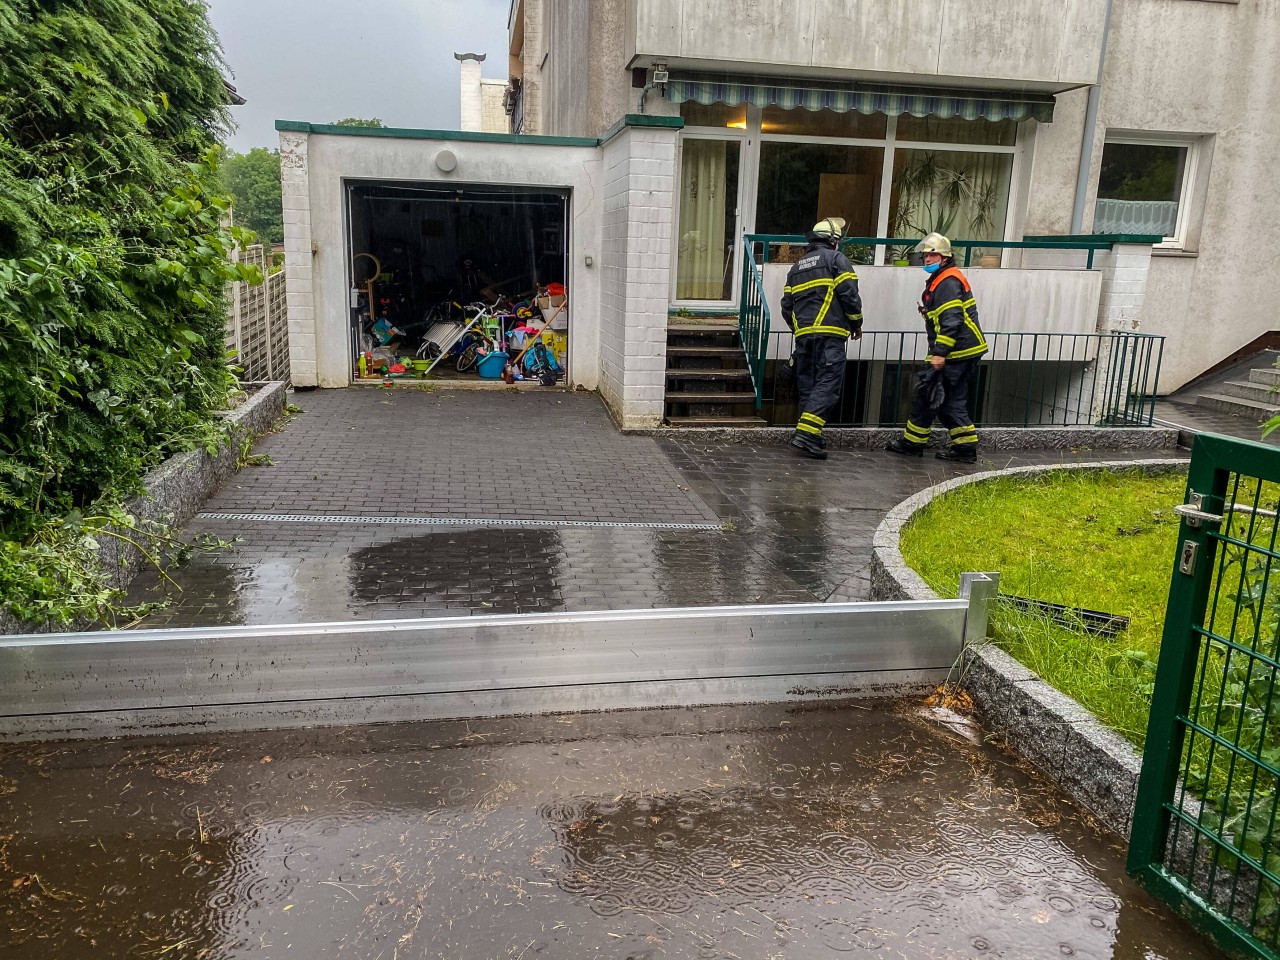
[453,298,512,372]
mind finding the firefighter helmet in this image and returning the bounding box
[810,217,847,242]
[914,232,953,257]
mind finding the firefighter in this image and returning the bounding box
[780,217,864,460]
[886,232,988,463]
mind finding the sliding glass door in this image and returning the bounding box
[675,137,741,303]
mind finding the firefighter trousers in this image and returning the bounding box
[793,334,847,443]
[902,357,980,449]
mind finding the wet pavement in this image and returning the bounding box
[5,391,1231,957]
[126,388,1189,624]
[0,701,1223,959]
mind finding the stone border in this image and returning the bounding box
[869,457,1189,838]
[1,381,288,635]
[631,425,1181,451]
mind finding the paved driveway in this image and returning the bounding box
[127,388,1186,625]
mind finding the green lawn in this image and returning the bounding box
[900,468,1187,748]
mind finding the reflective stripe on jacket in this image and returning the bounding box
[922,265,987,360]
[780,245,864,339]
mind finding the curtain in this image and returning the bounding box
[891,150,1013,243]
[677,140,730,301]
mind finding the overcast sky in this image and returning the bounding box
[207,0,512,152]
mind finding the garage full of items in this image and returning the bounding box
[346,181,569,385]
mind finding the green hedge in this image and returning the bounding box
[0,0,258,542]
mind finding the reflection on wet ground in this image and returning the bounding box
[0,701,1221,959]
[127,437,1184,626]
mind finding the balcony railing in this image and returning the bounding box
[738,234,1164,427]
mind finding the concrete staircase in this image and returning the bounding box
[1196,364,1280,419]
[663,323,766,427]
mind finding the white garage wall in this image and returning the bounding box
[281,126,602,390]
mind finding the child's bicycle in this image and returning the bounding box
[453,299,512,372]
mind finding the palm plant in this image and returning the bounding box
[890,152,1000,261]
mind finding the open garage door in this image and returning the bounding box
[345,181,569,385]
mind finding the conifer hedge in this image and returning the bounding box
[0,1,259,620]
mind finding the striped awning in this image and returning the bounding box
[667,78,1056,124]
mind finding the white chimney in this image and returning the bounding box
[455,52,487,132]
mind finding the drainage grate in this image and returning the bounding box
[198,512,723,532]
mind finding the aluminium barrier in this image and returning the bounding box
[0,581,996,742]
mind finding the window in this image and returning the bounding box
[761,106,886,140]
[889,149,1013,245]
[676,139,741,301]
[897,115,1015,146]
[1094,137,1198,246]
[757,143,884,238]
[679,101,747,130]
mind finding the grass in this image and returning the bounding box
[900,467,1188,748]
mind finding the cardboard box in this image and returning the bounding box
[536,294,566,312]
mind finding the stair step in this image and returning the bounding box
[1197,392,1280,418]
[1249,367,1280,386]
[1218,380,1280,403]
[667,323,739,334]
[665,416,767,427]
[666,369,752,380]
[664,391,756,403]
[666,346,743,357]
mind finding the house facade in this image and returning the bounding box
[506,0,1280,393]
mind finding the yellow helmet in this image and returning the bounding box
[810,217,847,242]
[914,232,953,257]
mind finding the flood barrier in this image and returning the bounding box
[0,593,993,741]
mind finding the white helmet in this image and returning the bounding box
[914,232,953,257]
[810,217,847,243]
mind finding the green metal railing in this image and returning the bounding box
[1131,434,1280,959]
[746,233,1122,270]
[747,328,1163,428]
[736,233,1164,426]
[738,241,771,409]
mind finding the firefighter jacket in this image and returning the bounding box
[921,265,988,360]
[780,244,864,339]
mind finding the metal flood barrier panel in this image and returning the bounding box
[0,600,972,741]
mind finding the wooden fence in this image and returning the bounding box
[226,245,290,383]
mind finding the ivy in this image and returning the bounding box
[0,2,259,623]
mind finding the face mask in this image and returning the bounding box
[922,261,942,275]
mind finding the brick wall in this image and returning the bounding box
[280,131,317,386]
[599,125,677,428]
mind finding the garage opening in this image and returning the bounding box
[345,181,569,385]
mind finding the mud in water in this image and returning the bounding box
[0,701,1223,959]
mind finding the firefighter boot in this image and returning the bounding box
[791,432,828,460]
[885,438,924,457]
[936,445,978,464]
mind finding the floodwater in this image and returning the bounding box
[0,701,1221,959]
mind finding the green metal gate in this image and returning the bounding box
[1130,432,1280,958]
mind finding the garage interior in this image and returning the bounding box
[346,181,569,383]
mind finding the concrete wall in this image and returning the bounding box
[628,0,1106,89]
[599,125,678,428]
[1089,0,1278,390]
[480,80,509,134]
[762,264,1104,339]
[543,0,589,136]
[280,128,602,391]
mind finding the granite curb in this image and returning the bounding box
[632,425,1181,451]
[869,457,1189,838]
[1,381,287,635]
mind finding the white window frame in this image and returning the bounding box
[1096,132,1203,251]
[670,124,753,310]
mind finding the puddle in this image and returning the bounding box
[0,701,1222,959]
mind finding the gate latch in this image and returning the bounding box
[1179,540,1199,576]
[1175,493,1223,529]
